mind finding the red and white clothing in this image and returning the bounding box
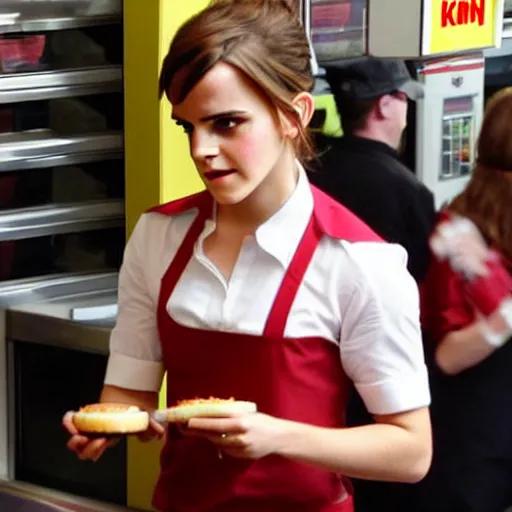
[106,169,429,412]
[104,168,430,511]
[417,212,512,512]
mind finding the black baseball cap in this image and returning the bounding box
[325,56,424,101]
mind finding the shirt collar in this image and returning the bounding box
[197,162,314,268]
[254,163,313,267]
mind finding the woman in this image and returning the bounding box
[63,1,431,510]
[418,88,512,512]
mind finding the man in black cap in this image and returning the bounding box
[309,57,436,511]
[310,56,436,285]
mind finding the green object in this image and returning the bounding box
[313,94,343,138]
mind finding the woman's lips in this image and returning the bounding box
[203,169,236,181]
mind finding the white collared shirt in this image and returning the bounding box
[105,170,430,415]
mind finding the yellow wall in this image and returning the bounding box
[158,0,206,204]
[123,1,208,509]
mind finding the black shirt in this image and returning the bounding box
[310,135,437,510]
[309,135,436,284]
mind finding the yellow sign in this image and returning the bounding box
[426,0,501,55]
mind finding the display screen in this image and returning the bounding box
[310,0,367,62]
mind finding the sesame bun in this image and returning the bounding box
[155,397,257,423]
[72,403,149,434]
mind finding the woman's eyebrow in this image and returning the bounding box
[200,110,247,122]
[171,110,247,123]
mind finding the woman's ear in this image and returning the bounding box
[281,92,316,139]
[293,92,315,128]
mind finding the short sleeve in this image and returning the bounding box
[340,242,431,415]
[104,215,165,392]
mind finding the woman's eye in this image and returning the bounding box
[215,117,240,131]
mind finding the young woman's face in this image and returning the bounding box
[170,62,293,205]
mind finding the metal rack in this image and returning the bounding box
[0,0,125,284]
[0,66,122,103]
[0,0,125,494]
[0,0,122,33]
[0,130,123,171]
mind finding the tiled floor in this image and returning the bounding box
[2,481,511,511]
[1,493,55,512]
[0,482,137,512]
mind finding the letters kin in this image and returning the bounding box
[441,0,485,27]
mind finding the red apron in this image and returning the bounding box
[150,186,381,512]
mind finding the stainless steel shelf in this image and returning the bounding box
[6,310,115,355]
[0,66,123,104]
[0,130,123,172]
[0,271,118,307]
[3,272,119,354]
[0,200,125,241]
[7,309,113,355]
[0,0,122,34]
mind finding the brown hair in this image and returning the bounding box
[158,0,315,162]
[449,88,512,266]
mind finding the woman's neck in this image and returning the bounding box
[216,153,299,233]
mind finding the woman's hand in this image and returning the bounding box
[62,411,119,462]
[137,417,166,443]
[430,216,490,279]
[183,412,289,459]
[63,411,165,462]
[430,215,512,320]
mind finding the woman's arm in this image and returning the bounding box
[188,407,431,483]
[429,215,512,375]
[436,307,510,375]
[337,243,432,481]
[278,407,431,483]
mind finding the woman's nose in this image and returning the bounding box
[189,130,220,162]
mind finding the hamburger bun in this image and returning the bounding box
[72,403,149,434]
[155,397,257,423]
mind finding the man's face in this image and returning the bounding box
[388,91,409,148]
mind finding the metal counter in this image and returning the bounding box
[6,289,117,355]
[1,282,123,503]
[0,272,118,483]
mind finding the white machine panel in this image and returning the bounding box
[415,55,485,209]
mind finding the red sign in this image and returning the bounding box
[441,0,485,27]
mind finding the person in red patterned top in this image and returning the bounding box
[414,88,512,512]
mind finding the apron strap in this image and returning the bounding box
[158,210,208,308]
[263,213,323,338]
[159,201,323,340]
